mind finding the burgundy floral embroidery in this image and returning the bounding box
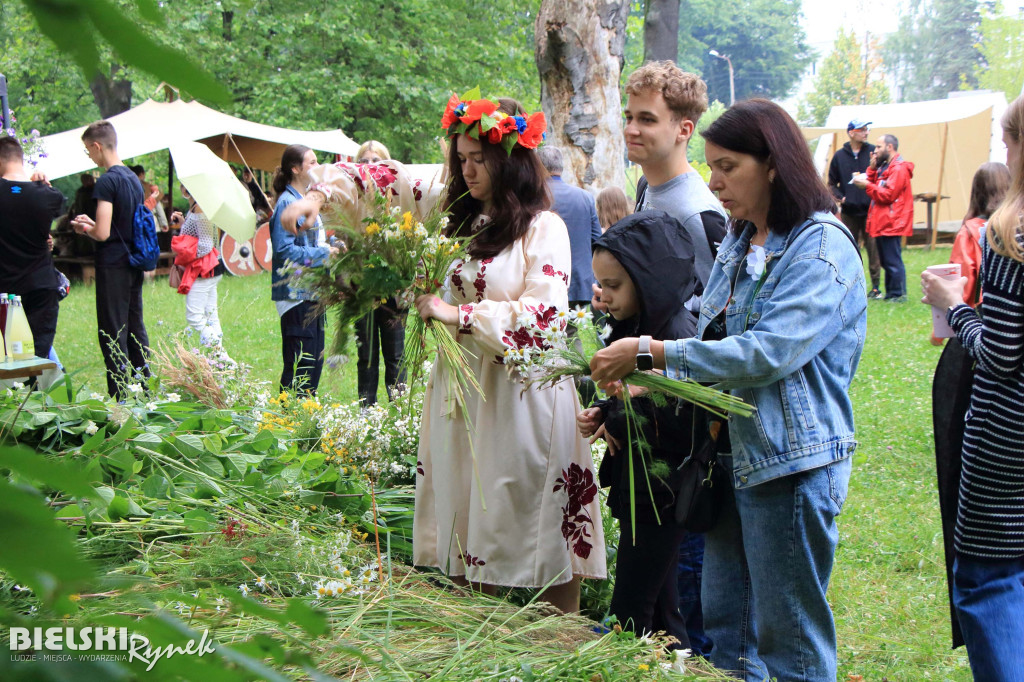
[473,258,493,302]
[459,304,474,334]
[459,551,486,567]
[412,179,423,202]
[500,303,566,356]
[451,261,466,298]
[553,463,598,559]
[541,263,569,286]
[359,163,399,196]
[416,460,425,476]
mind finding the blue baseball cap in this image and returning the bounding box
[847,118,872,131]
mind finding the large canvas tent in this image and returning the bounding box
[804,92,1008,239]
[34,98,361,180]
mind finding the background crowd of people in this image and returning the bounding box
[2,62,1022,681]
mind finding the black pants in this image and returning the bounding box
[355,298,406,405]
[20,287,59,361]
[95,266,149,399]
[610,521,691,650]
[839,212,880,290]
[280,301,325,395]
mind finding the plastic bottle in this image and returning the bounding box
[5,295,35,361]
[0,294,8,362]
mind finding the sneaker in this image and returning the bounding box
[886,295,908,303]
[867,288,883,299]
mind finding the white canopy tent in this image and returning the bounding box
[34,98,361,180]
[805,92,1009,242]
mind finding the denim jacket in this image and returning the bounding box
[269,185,330,302]
[663,212,867,489]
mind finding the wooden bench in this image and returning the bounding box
[54,252,174,285]
[52,256,96,285]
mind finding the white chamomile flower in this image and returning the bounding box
[127,383,143,394]
[12,381,24,390]
[89,392,103,400]
[515,311,535,329]
[254,575,268,591]
[294,573,306,585]
[238,583,251,597]
[599,323,613,341]
[571,306,593,322]
[166,392,181,403]
[145,401,158,411]
[84,421,99,436]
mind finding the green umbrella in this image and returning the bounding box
[170,141,257,242]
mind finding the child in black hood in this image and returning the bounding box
[577,209,701,650]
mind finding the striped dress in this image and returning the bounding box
[948,234,1024,559]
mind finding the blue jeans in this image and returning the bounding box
[953,555,1024,681]
[703,455,851,682]
[874,235,906,298]
[678,532,712,656]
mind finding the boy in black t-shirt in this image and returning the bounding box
[71,121,150,398]
[0,136,66,360]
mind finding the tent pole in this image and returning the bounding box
[931,122,949,250]
[167,152,175,214]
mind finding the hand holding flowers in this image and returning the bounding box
[414,294,458,326]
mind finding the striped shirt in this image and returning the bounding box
[948,234,1024,559]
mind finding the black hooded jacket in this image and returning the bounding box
[827,141,875,216]
[592,210,698,524]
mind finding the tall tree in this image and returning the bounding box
[883,0,986,102]
[679,0,813,103]
[975,5,1024,98]
[643,0,680,63]
[798,28,890,126]
[535,0,631,190]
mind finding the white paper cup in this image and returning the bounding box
[927,263,962,338]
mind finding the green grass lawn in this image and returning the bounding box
[51,249,971,680]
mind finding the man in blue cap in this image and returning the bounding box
[828,118,881,297]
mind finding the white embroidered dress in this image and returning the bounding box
[413,211,607,586]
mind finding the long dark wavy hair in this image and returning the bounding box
[272,144,312,198]
[443,98,550,259]
[701,98,835,234]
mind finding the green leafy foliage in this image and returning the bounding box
[975,4,1024,99]
[798,28,891,126]
[883,0,985,102]
[17,0,229,102]
[678,0,814,102]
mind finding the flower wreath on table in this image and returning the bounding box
[440,87,547,154]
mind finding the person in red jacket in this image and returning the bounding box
[854,134,914,301]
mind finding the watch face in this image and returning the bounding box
[636,353,654,371]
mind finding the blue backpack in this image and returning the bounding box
[128,204,161,271]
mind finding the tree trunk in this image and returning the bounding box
[535,0,630,191]
[222,10,234,41]
[643,0,679,64]
[89,64,132,119]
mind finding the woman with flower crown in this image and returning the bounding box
[409,93,606,612]
[281,92,606,611]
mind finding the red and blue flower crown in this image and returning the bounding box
[441,87,546,155]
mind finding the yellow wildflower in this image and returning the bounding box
[401,212,414,231]
[638,663,649,672]
[366,222,381,235]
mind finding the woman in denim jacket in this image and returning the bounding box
[591,99,867,681]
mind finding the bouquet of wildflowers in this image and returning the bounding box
[280,191,479,402]
[501,306,755,538]
[502,306,754,419]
